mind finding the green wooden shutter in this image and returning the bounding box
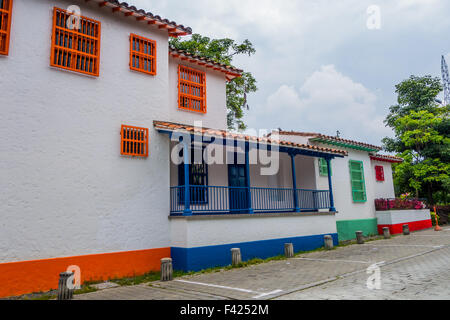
[349,160,366,202]
[319,158,332,176]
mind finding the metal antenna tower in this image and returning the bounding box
[442,55,450,105]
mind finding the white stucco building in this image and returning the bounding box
[1,0,409,298]
[1,0,350,297]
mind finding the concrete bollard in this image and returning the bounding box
[161,258,173,281]
[403,224,410,235]
[57,272,74,300]
[383,227,391,239]
[231,248,242,266]
[324,235,334,250]
[356,231,364,244]
[284,243,294,258]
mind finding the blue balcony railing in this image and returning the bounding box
[170,186,332,215]
[297,189,331,211]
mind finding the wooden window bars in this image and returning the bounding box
[130,33,156,75]
[178,65,206,113]
[50,7,101,76]
[0,0,13,55]
[121,125,149,157]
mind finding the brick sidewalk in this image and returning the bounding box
[75,228,450,300]
[277,246,450,300]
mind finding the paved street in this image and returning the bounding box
[75,228,450,300]
[278,244,450,300]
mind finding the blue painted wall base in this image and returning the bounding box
[171,233,339,272]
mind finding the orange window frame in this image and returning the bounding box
[50,7,101,77]
[178,65,207,114]
[0,0,13,56]
[130,33,156,75]
[121,125,149,157]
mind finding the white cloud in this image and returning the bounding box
[259,65,391,145]
[128,0,449,144]
[266,85,302,112]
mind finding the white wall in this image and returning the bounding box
[371,160,396,199]
[313,146,376,221]
[0,0,175,262]
[168,58,228,130]
[170,214,337,248]
[277,137,399,222]
[376,209,431,225]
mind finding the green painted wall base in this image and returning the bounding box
[336,218,378,241]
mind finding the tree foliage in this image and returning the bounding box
[169,34,257,131]
[383,75,450,204]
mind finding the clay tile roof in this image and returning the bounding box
[87,0,192,36]
[370,154,404,163]
[169,47,243,80]
[268,130,381,152]
[273,130,321,137]
[311,134,382,151]
[153,121,347,157]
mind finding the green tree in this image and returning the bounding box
[170,34,257,131]
[383,75,450,204]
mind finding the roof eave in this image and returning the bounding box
[310,137,381,152]
[169,49,243,80]
[370,155,403,163]
[87,0,192,37]
[153,121,347,158]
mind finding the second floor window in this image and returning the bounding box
[51,7,101,76]
[178,65,207,113]
[130,34,156,75]
[0,0,13,55]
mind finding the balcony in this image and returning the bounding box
[170,186,332,215]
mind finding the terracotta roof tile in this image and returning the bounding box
[86,0,192,36]
[270,130,381,151]
[169,47,243,80]
[153,121,347,157]
[312,134,381,151]
[274,130,321,137]
[370,154,403,163]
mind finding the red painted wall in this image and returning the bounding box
[377,219,432,235]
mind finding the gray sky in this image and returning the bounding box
[132,0,450,146]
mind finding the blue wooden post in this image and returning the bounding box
[326,158,336,212]
[245,143,254,214]
[183,140,192,216]
[290,153,300,212]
